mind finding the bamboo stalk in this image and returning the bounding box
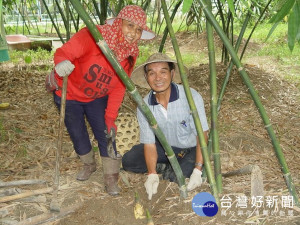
[142,0,151,11]
[0,180,46,187]
[217,11,251,111]
[54,0,68,33]
[204,10,251,163]
[240,0,272,60]
[41,0,65,44]
[0,187,52,203]
[50,75,68,212]
[82,0,99,23]
[28,0,40,35]
[204,0,222,193]
[69,8,79,32]
[197,0,300,206]
[161,0,219,205]
[99,0,108,25]
[158,0,183,53]
[65,0,71,40]
[69,0,187,199]
[91,0,101,24]
[16,2,30,35]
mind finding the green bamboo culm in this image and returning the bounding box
[217,11,251,112]
[204,0,222,193]
[69,0,188,199]
[41,0,65,44]
[161,0,220,205]
[240,0,272,61]
[92,0,102,24]
[197,0,299,206]
[0,0,10,62]
[65,0,71,40]
[205,10,251,162]
[158,0,183,53]
[54,0,69,37]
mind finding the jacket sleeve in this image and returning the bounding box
[53,28,96,79]
[104,57,137,121]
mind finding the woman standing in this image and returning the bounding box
[50,5,155,195]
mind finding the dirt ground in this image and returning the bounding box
[0,32,299,225]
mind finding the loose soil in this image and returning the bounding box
[0,32,299,225]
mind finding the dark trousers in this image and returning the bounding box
[54,93,112,157]
[122,142,196,182]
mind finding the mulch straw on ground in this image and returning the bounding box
[0,38,299,224]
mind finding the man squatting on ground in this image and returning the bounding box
[122,53,209,200]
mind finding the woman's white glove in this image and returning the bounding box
[55,60,75,77]
[187,168,203,191]
[144,174,159,200]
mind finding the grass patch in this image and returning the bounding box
[235,22,300,88]
[181,52,209,66]
[241,22,300,62]
[243,23,289,43]
[137,42,208,68]
[9,48,53,65]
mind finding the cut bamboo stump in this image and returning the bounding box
[250,165,264,197]
[222,165,264,197]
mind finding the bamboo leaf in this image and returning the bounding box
[240,0,252,11]
[269,0,295,23]
[182,0,193,13]
[288,1,300,50]
[227,0,236,16]
[288,10,296,51]
[265,22,280,42]
[274,0,289,11]
[294,0,300,41]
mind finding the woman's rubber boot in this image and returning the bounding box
[76,151,97,181]
[101,155,121,196]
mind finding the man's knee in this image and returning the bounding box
[121,146,147,173]
[121,151,131,170]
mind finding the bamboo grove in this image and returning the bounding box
[2,0,299,205]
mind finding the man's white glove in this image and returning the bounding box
[187,168,203,191]
[144,174,159,200]
[55,60,75,77]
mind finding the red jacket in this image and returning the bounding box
[54,27,136,121]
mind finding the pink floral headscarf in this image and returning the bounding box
[98,5,155,62]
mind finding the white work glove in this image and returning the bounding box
[55,60,75,77]
[144,174,159,200]
[187,168,203,191]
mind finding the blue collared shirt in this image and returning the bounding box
[137,83,209,148]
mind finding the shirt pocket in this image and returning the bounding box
[177,115,192,141]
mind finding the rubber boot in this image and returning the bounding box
[76,151,97,181]
[101,155,121,196]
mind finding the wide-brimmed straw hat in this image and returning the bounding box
[131,52,189,89]
[106,5,155,40]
